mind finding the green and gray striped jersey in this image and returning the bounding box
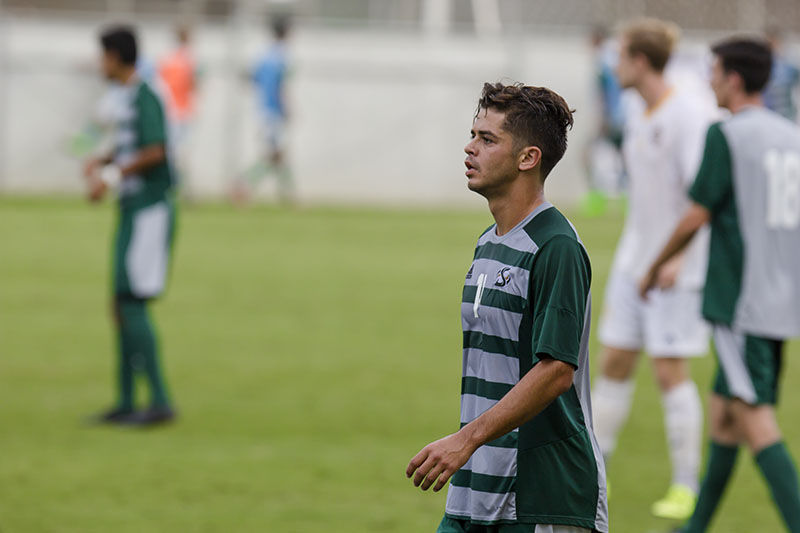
[445,202,608,531]
[111,79,175,210]
[689,108,800,338]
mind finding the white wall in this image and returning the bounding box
[0,16,603,207]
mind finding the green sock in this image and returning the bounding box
[119,298,171,409]
[756,442,800,532]
[115,318,135,411]
[684,441,739,533]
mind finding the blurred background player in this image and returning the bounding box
[764,26,800,122]
[232,14,293,205]
[84,25,177,426]
[582,25,627,217]
[591,18,716,521]
[159,24,198,196]
[643,36,800,533]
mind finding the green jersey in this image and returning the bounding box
[445,203,608,531]
[112,79,175,210]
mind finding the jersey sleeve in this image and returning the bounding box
[136,88,167,148]
[529,235,591,368]
[688,122,733,213]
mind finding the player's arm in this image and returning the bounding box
[118,144,166,178]
[639,203,710,297]
[407,236,589,492]
[406,357,573,492]
[640,122,733,298]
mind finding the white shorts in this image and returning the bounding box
[599,271,710,357]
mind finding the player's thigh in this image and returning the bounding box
[711,325,784,406]
[730,401,782,452]
[708,393,740,445]
[599,271,645,353]
[643,287,710,358]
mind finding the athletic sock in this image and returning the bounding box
[116,319,135,411]
[684,441,739,533]
[592,376,635,463]
[119,298,171,409]
[755,442,800,532]
[663,380,703,492]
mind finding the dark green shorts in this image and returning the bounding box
[711,324,784,405]
[113,198,176,299]
[437,516,589,533]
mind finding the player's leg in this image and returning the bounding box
[117,296,171,408]
[645,287,708,519]
[650,357,703,518]
[270,114,294,204]
[730,336,800,531]
[120,201,177,425]
[594,273,644,468]
[93,209,138,423]
[114,297,136,412]
[682,393,741,533]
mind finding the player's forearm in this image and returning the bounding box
[459,358,574,449]
[650,203,710,271]
[120,144,166,178]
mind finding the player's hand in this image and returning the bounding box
[83,158,102,180]
[406,431,476,492]
[87,175,108,203]
[639,265,659,300]
[655,255,683,290]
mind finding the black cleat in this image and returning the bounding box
[128,407,176,427]
[89,407,137,425]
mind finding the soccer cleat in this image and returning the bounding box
[89,407,137,425]
[128,407,176,427]
[651,484,697,520]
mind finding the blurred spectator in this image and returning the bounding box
[159,25,197,144]
[582,26,627,216]
[232,14,293,205]
[764,27,800,122]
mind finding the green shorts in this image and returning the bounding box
[711,324,784,405]
[437,516,589,533]
[113,198,176,299]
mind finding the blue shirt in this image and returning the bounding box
[253,42,288,116]
[764,56,800,121]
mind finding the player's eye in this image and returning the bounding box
[483,137,494,145]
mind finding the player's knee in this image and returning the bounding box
[652,358,688,392]
[601,349,637,380]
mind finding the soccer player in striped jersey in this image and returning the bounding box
[84,26,177,426]
[406,82,608,533]
[642,37,800,532]
[591,19,718,520]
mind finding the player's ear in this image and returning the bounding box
[518,146,542,172]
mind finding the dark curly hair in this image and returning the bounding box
[477,82,575,179]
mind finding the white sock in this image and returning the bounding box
[592,376,635,465]
[663,379,702,492]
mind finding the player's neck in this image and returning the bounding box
[116,67,138,85]
[487,180,545,236]
[637,74,672,113]
[727,93,763,114]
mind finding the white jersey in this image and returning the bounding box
[612,88,717,289]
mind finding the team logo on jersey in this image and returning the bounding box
[466,264,474,280]
[652,126,662,145]
[494,267,512,287]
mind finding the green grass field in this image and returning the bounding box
[1,196,798,532]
